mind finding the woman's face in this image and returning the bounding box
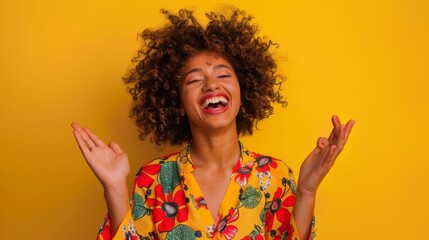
[179,51,241,134]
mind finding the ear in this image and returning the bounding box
[180,107,185,117]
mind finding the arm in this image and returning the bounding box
[71,123,130,235]
[293,115,355,239]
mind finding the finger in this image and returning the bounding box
[83,127,106,147]
[308,137,331,166]
[312,137,329,156]
[317,137,329,149]
[328,115,341,142]
[344,120,355,141]
[335,119,355,151]
[327,128,336,143]
[332,115,341,134]
[332,115,341,128]
[71,122,82,132]
[71,123,96,151]
[317,137,332,161]
[334,120,350,152]
[320,145,338,170]
[108,141,124,155]
[305,138,324,162]
[72,130,91,156]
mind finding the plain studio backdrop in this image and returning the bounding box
[1,0,428,239]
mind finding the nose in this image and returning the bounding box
[202,76,220,92]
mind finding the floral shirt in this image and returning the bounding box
[96,143,316,240]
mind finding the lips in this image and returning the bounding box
[199,94,229,113]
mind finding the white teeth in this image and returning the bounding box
[201,96,228,108]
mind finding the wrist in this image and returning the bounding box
[103,180,128,196]
[103,180,130,236]
[293,186,316,240]
[296,185,317,200]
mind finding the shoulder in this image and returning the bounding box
[243,148,293,173]
[133,150,183,189]
[137,151,180,173]
[244,149,298,196]
[242,147,297,183]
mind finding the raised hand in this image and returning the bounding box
[297,115,355,196]
[72,123,131,234]
[293,116,355,239]
[71,123,130,190]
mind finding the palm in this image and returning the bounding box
[298,116,355,195]
[71,123,130,189]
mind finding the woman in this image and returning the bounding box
[72,8,354,240]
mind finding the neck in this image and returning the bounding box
[189,126,240,169]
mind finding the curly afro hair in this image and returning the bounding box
[124,7,287,146]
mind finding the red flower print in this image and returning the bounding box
[193,196,208,209]
[135,163,161,188]
[214,208,239,240]
[282,224,295,240]
[123,220,139,240]
[242,234,264,240]
[150,184,189,232]
[96,216,110,240]
[233,161,254,187]
[265,187,295,234]
[253,153,278,172]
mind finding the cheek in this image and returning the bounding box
[228,82,241,112]
[179,90,196,111]
[231,81,241,101]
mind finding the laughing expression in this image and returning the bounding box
[180,51,241,134]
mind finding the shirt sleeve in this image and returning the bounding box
[290,214,317,240]
[96,170,157,240]
[266,160,316,240]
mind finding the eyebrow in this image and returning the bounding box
[182,64,233,79]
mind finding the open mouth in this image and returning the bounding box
[200,96,228,110]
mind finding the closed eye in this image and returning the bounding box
[186,79,202,85]
[217,75,230,78]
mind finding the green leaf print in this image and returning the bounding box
[159,161,180,193]
[288,170,297,194]
[240,186,262,208]
[132,192,150,220]
[249,225,262,238]
[166,225,199,240]
[260,208,267,222]
[290,180,297,194]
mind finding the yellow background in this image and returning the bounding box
[1,0,428,239]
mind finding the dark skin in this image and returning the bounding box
[179,51,243,221]
[72,51,355,239]
[191,147,240,221]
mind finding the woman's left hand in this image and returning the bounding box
[297,115,355,197]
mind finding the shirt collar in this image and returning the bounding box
[177,141,246,173]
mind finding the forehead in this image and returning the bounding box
[182,51,233,71]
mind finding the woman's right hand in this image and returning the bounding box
[72,123,131,234]
[71,123,130,190]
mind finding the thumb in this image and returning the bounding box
[307,137,329,159]
[108,141,123,155]
[317,137,329,149]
